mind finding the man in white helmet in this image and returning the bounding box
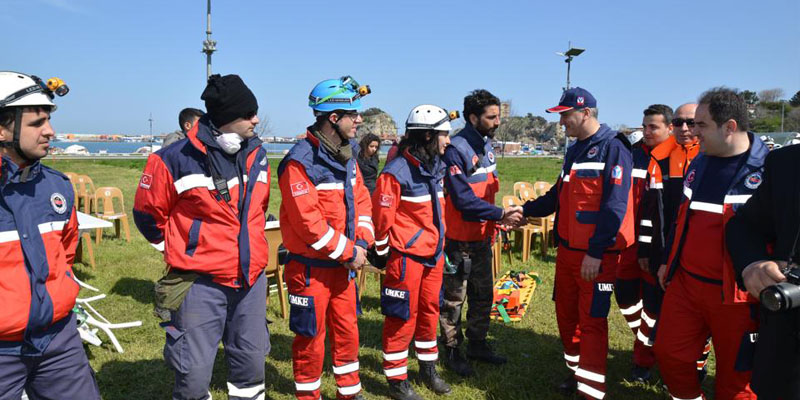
[0,71,101,399]
[373,105,455,400]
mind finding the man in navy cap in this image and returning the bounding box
[522,88,634,400]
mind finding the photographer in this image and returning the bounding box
[727,143,800,400]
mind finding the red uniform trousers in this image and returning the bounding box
[285,261,361,400]
[654,269,758,400]
[555,247,620,400]
[614,245,656,368]
[381,253,443,381]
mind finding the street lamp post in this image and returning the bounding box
[556,42,585,155]
[202,0,217,80]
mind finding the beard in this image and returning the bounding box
[475,121,497,138]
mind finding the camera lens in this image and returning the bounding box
[760,282,800,312]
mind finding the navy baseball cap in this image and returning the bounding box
[546,87,597,113]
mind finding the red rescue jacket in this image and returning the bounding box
[133,117,271,288]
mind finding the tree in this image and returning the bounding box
[740,90,759,106]
[790,90,800,107]
[255,113,274,138]
[758,88,785,103]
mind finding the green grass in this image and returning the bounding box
[41,156,717,400]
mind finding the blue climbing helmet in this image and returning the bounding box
[308,75,371,116]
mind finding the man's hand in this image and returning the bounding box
[581,254,602,281]
[500,206,524,227]
[658,264,668,290]
[742,260,788,299]
[638,258,649,272]
[344,246,367,271]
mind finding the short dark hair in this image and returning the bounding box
[463,89,500,122]
[178,108,204,131]
[643,104,674,126]
[358,133,380,158]
[698,87,749,131]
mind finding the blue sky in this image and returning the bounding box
[3,0,798,136]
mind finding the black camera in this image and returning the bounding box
[760,265,800,312]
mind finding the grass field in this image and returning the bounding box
[41,156,717,400]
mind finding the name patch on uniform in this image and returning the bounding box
[611,165,623,185]
[289,294,310,307]
[291,181,309,197]
[449,165,462,176]
[587,146,598,158]
[596,282,614,292]
[384,288,407,299]
[139,173,153,189]
[379,194,394,208]
[50,192,67,214]
[745,172,762,189]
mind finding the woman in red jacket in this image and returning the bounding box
[373,104,455,400]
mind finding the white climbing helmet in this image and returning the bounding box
[405,104,458,132]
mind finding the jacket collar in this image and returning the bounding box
[304,128,351,172]
[401,148,441,178]
[650,135,678,159]
[187,115,262,155]
[1,155,42,185]
[461,123,489,154]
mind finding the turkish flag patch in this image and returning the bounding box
[139,173,153,189]
[611,165,623,185]
[449,165,462,176]
[291,181,309,197]
[379,194,394,207]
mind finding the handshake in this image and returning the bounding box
[499,206,526,229]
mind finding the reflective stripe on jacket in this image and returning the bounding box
[133,116,271,288]
[373,149,446,266]
[0,157,79,355]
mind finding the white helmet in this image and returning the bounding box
[406,104,457,132]
[626,130,643,145]
[0,71,58,111]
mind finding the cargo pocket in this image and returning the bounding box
[161,322,189,374]
[589,282,615,318]
[185,219,202,256]
[381,286,410,320]
[734,331,758,372]
[405,229,424,249]
[288,294,317,337]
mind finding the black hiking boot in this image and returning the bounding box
[466,340,507,365]
[418,360,452,395]
[388,379,423,400]
[630,364,652,383]
[442,346,474,377]
[556,373,577,396]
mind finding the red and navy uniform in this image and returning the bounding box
[438,123,502,350]
[0,156,100,399]
[133,117,272,288]
[278,130,374,400]
[523,124,634,400]
[442,124,501,242]
[655,133,767,400]
[373,149,446,381]
[614,140,655,368]
[133,116,272,400]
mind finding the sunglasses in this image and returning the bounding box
[672,118,695,127]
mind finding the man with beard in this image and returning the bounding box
[522,87,634,400]
[439,89,523,377]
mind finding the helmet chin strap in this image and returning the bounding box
[0,108,38,163]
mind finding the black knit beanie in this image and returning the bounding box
[201,74,258,128]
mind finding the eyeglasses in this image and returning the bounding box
[672,118,695,127]
[339,112,360,121]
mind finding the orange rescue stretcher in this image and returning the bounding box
[490,271,540,323]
